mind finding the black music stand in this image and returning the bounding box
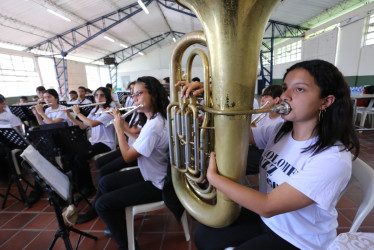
[27,125,92,206]
[21,145,97,250]
[9,105,37,128]
[79,105,95,117]
[27,124,89,158]
[116,91,131,104]
[59,101,67,106]
[85,95,94,103]
[0,128,33,208]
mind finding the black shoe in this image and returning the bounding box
[27,190,43,205]
[76,209,98,224]
[74,187,96,204]
[104,227,112,237]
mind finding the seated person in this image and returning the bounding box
[32,89,70,125]
[71,86,92,105]
[180,60,360,250]
[247,85,284,174]
[64,87,115,199]
[77,76,169,250]
[68,90,78,102]
[0,94,23,180]
[19,96,29,105]
[35,86,46,103]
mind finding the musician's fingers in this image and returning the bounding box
[185,82,201,97]
[193,88,204,96]
[175,81,188,87]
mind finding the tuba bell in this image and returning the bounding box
[168,0,280,228]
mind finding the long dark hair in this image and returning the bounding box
[93,87,112,113]
[135,76,169,126]
[275,59,360,158]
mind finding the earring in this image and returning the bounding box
[319,109,326,122]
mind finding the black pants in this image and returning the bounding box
[194,209,298,250]
[95,149,137,179]
[62,142,110,191]
[0,145,11,181]
[95,168,162,249]
[246,145,264,175]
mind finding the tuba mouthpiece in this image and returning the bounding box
[271,102,291,115]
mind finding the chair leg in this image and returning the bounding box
[181,211,190,241]
[125,206,136,250]
[360,112,368,127]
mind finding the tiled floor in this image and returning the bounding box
[1,130,374,249]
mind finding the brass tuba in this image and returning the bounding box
[168,0,280,228]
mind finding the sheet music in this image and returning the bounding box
[21,145,71,201]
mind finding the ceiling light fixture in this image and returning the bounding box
[104,36,115,42]
[138,52,144,56]
[138,0,149,15]
[172,37,176,42]
[120,43,128,48]
[0,42,27,51]
[47,9,71,22]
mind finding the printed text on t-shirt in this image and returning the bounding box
[260,150,299,188]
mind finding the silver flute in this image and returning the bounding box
[28,103,51,109]
[95,105,139,115]
[105,104,143,127]
[251,101,270,125]
[48,102,106,112]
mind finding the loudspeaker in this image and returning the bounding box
[104,57,116,65]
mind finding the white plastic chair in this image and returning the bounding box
[356,107,374,128]
[328,157,374,249]
[125,201,190,250]
[347,157,374,232]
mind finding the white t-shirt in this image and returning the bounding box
[124,96,134,108]
[110,101,117,108]
[44,105,69,124]
[133,114,169,189]
[87,107,115,149]
[128,113,142,147]
[0,111,22,128]
[253,123,351,249]
[253,98,259,109]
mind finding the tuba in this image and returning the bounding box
[168,0,280,228]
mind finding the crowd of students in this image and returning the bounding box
[0,60,362,249]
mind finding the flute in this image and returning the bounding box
[250,101,270,126]
[48,102,106,112]
[28,103,51,109]
[105,104,143,127]
[95,106,138,115]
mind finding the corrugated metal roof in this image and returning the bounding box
[0,0,360,62]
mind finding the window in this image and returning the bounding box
[0,53,41,97]
[86,65,110,91]
[364,13,374,46]
[38,57,58,90]
[275,40,302,64]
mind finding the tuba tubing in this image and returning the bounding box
[170,0,279,228]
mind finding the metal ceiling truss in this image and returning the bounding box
[157,0,196,17]
[109,65,118,89]
[103,31,185,87]
[27,0,152,97]
[260,21,306,89]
